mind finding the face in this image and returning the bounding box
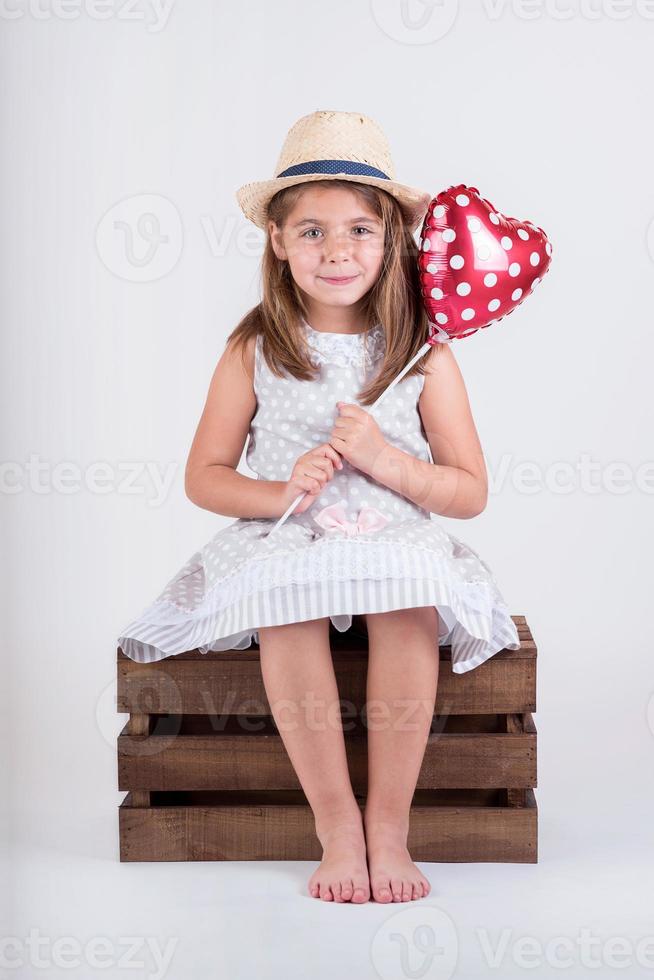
[268,185,385,321]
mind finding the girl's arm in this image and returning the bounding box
[369,344,489,520]
[184,336,285,519]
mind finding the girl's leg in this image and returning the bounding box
[258,616,370,903]
[363,606,439,902]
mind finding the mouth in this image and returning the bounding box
[319,274,359,286]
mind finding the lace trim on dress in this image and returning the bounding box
[132,547,513,656]
[147,532,502,622]
[301,320,386,369]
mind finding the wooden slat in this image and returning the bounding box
[118,712,537,792]
[117,656,536,716]
[117,615,537,717]
[118,788,537,863]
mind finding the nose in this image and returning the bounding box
[323,230,353,264]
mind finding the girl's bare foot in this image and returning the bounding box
[364,815,431,903]
[308,812,370,903]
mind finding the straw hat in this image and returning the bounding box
[235,110,432,233]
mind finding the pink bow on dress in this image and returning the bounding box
[313,500,392,537]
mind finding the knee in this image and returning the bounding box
[258,616,331,648]
[365,606,440,636]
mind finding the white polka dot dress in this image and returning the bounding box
[117,319,521,673]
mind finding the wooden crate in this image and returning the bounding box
[117,615,537,863]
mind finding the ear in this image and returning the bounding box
[268,220,287,261]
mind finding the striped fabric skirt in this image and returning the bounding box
[117,513,521,674]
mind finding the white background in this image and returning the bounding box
[3,1,654,977]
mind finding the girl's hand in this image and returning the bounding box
[278,442,344,516]
[329,402,388,476]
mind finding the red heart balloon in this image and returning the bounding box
[418,184,552,342]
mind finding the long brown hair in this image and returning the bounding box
[227,178,441,406]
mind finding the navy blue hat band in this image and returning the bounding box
[276,159,390,181]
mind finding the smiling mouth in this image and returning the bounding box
[319,274,359,284]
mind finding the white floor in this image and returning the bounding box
[7,784,654,980]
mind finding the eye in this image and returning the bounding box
[301,225,374,239]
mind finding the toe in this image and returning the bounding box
[308,875,320,898]
[373,879,392,903]
[340,879,354,901]
[321,886,334,902]
[352,885,369,903]
[402,881,412,902]
[411,882,422,901]
[332,882,343,903]
[391,878,403,901]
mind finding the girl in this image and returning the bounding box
[118,110,521,904]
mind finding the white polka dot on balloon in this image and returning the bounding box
[508,262,521,277]
[456,194,470,206]
[431,287,443,299]
[511,288,523,301]
[531,277,541,289]
[467,217,482,233]
[477,246,491,261]
[442,228,456,243]
[427,263,437,274]
[435,312,448,324]
[501,236,513,250]
[545,242,552,256]
[483,272,497,287]
[488,298,501,312]
[433,204,445,219]
[517,228,530,241]
[422,239,431,252]
[461,308,475,321]
[489,212,500,225]
[450,254,465,270]
[530,251,540,266]
[456,282,471,296]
